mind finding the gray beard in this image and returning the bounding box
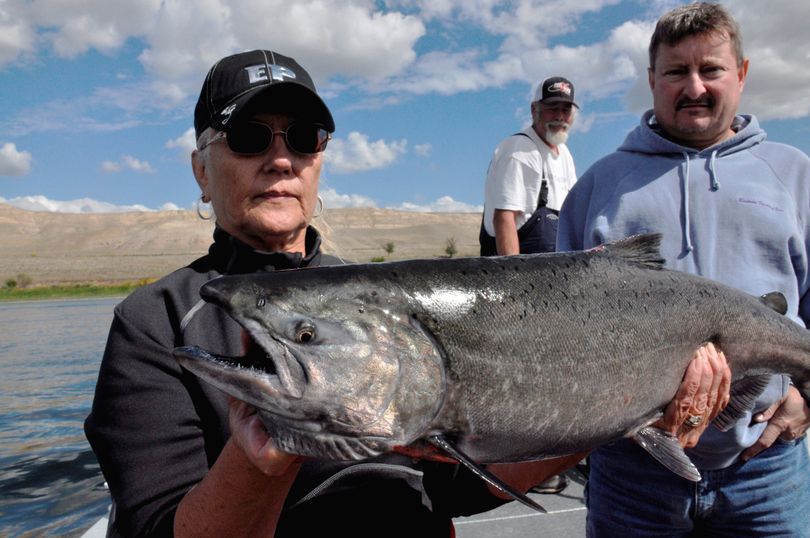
[545,128,569,147]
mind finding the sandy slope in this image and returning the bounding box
[0,204,482,285]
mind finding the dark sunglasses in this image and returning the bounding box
[200,121,331,155]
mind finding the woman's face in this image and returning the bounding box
[193,112,323,253]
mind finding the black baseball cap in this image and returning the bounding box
[533,76,579,108]
[194,49,335,139]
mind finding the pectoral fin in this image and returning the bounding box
[428,435,547,513]
[713,374,773,432]
[634,427,701,482]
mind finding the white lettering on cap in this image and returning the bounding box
[548,81,571,96]
[220,103,237,125]
[244,64,297,84]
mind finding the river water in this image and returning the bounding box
[0,298,118,537]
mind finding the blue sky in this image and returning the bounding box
[1,0,808,213]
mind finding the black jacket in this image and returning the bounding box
[85,227,501,537]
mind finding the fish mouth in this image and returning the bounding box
[174,327,307,415]
[174,341,398,460]
[241,319,308,399]
[180,276,309,401]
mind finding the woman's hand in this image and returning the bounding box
[175,399,303,537]
[654,343,731,448]
[228,398,303,476]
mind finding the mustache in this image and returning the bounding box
[546,121,570,129]
[676,95,715,109]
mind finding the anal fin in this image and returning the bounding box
[634,427,701,482]
[428,435,547,513]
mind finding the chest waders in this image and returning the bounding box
[479,133,560,256]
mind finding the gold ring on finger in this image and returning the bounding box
[684,414,703,427]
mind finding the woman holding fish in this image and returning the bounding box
[84,50,729,537]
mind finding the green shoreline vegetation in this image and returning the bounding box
[0,279,153,302]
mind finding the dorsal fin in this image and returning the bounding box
[592,233,665,270]
[759,292,788,315]
[428,435,547,513]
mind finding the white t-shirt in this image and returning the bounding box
[483,127,577,236]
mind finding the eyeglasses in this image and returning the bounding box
[199,121,331,155]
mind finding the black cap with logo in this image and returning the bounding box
[533,76,579,108]
[194,49,335,139]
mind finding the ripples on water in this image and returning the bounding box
[0,298,120,537]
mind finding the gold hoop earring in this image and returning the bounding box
[312,195,324,218]
[196,194,214,220]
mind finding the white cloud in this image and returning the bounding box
[0,142,32,176]
[390,195,482,213]
[319,187,378,209]
[326,132,408,174]
[571,111,597,134]
[0,194,158,213]
[227,1,424,81]
[382,1,810,122]
[100,160,121,173]
[414,143,432,157]
[729,0,810,121]
[28,0,163,58]
[135,0,239,103]
[136,0,425,103]
[613,1,810,120]
[5,91,146,136]
[1,0,427,131]
[122,155,155,173]
[414,0,625,50]
[3,0,810,137]
[166,127,197,158]
[319,188,480,212]
[0,0,36,65]
[371,0,632,98]
[101,155,156,174]
[1,191,375,213]
[381,49,523,96]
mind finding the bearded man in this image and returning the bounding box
[481,76,578,255]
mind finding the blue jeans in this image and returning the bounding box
[585,437,810,537]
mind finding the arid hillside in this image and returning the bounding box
[0,204,482,285]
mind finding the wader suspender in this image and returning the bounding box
[479,132,549,255]
[514,132,549,210]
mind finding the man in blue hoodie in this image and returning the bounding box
[558,2,810,536]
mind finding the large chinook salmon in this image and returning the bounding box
[174,234,810,509]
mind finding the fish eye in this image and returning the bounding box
[295,325,316,344]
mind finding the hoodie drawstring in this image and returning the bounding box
[680,150,721,254]
[681,152,694,253]
[709,150,720,191]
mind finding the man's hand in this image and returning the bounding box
[654,343,731,448]
[741,385,810,461]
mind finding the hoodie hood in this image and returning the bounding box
[617,110,766,253]
[619,110,766,157]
